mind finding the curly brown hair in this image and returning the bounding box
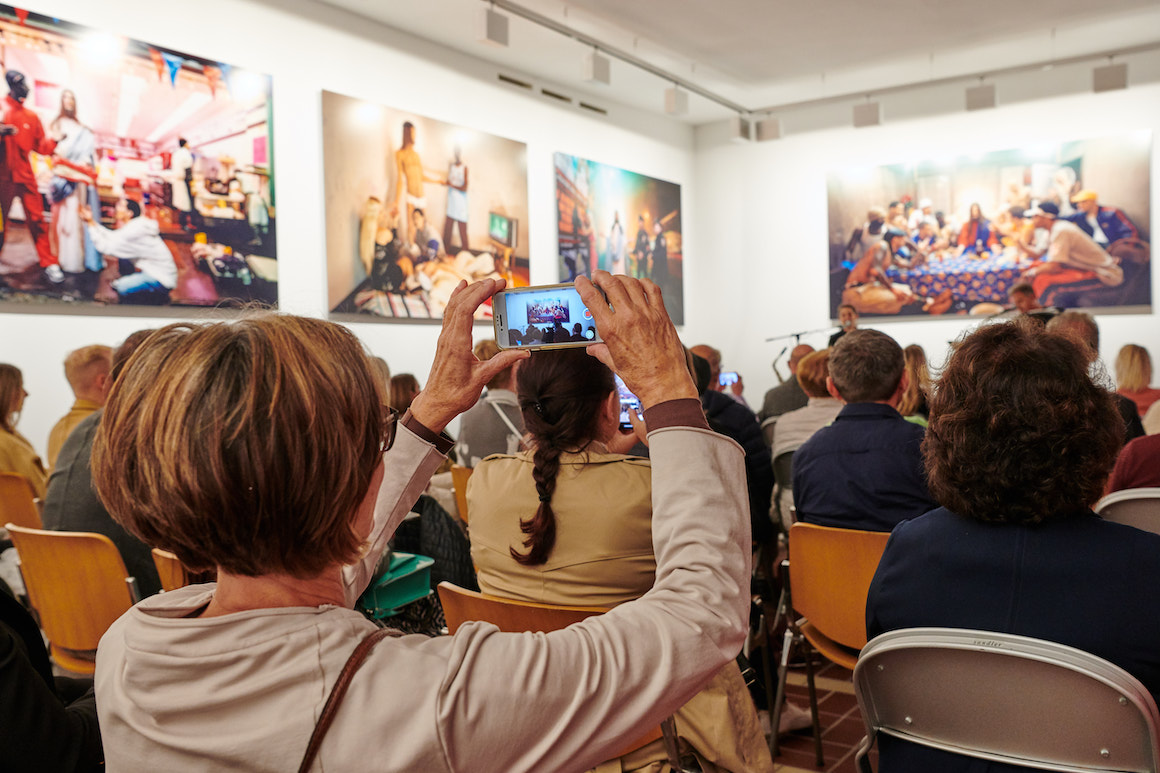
[924,317,1122,525]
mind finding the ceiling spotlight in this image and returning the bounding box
[1093,62,1127,92]
[664,86,688,116]
[966,83,996,111]
[853,101,881,128]
[480,6,509,47]
[729,114,753,143]
[756,117,781,141]
[584,49,611,85]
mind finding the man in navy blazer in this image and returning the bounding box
[866,318,1159,773]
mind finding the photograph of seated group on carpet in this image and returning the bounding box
[826,132,1151,320]
[324,90,530,322]
[0,5,277,313]
[555,152,684,324]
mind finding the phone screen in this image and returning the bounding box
[615,375,642,431]
[719,371,739,387]
[494,284,602,350]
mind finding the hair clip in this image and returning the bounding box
[538,492,551,502]
[533,401,544,416]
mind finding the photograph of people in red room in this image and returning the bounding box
[826,132,1151,320]
[323,90,530,322]
[0,5,276,311]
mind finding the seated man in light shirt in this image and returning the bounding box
[81,199,178,302]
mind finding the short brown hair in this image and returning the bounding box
[925,318,1122,525]
[1008,282,1034,298]
[828,329,904,403]
[1046,310,1098,361]
[795,350,831,398]
[0,363,22,433]
[63,345,112,394]
[93,315,384,578]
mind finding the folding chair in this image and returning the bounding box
[437,582,691,770]
[6,523,140,674]
[1096,488,1160,536]
[0,472,42,529]
[853,628,1160,773]
[769,523,890,765]
[152,548,189,592]
[450,465,473,524]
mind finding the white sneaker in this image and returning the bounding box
[45,264,65,283]
[777,701,814,735]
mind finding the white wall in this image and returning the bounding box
[1,0,696,457]
[690,78,1160,402]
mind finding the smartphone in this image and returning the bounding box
[615,375,642,432]
[494,283,602,350]
[719,371,739,388]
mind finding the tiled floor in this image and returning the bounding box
[771,661,877,773]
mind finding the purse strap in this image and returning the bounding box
[298,627,399,773]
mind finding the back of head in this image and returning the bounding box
[0,363,22,433]
[690,344,721,381]
[690,352,712,396]
[795,350,831,398]
[1046,311,1099,362]
[898,344,931,417]
[511,349,614,565]
[64,345,113,401]
[111,331,157,382]
[788,344,815,373]
[368,356,391,405]
[828,329,904,403]
[93,314,384,578]
[1115,344,1152,392]
[926,317,1122,525]
[389,374,420,413]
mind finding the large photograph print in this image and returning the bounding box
[0,6,276,312]
[826,132,1151,319]
[555,152,684,324]
[324,90,530,321]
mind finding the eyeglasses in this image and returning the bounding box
[382,406,399,453]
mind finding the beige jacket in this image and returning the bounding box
[0,428,47,499]
[95,404,752,773]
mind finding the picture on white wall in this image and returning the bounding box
[827,132,1151,319]
[0,5,277,313]
[323,90,530,322]
[555,152,684,324]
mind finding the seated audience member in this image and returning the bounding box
[897,344,931,423]
[829,304,858,347]
[368,356,391,403]
[80,199,178,303]
[91,274,753,772]
[469,348,772,772]
[389,373,421,414]
[454,340,525,467]
[1145,401,1160,436]
[1,589,103,772]
[0,364,47,498]
[692,344,748,407]
[1067,190,1138,248]
[770,350,842,462]
[758,344,813,422]
[46,345,111,470]
[866,318,1160,772]
[1115,344,1160,418]
[42,332,162,598]
[1046,311,1144,445]
[793,330,937,532]
[692,350,775,544]
[1107,433,1160,492]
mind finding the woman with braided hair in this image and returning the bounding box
[468,349,774,772]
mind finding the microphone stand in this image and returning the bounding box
[764,326,837,383]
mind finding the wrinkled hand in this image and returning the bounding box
[577,271,695,410]
[409,278,528,433]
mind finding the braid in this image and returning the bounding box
[511,440,561,565]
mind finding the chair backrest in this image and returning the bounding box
[6,523,137,673]
[788,522,890,651]
[152,548,188,592]
[772,449,795,491]
[760,416,777,448]
[450,465,473,523]
[438,581,607,633]
[1096,488,1160,536]
[0,472,42,529]
[854,628,1160,773]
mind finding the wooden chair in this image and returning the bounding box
[152,548,188,592]
[853,628,1160,772]
[437,582,684,767]
[450,465,473,523]
[1096,487,1160,536]
[0,472,42,529]
[769,523,891,765]
[6,523,140,674]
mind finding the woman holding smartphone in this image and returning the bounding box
[468,349,773,772]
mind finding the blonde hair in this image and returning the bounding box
[1115,344,1153,392]
[0,364,23,433]
[898,344,931,417]
[64,344,112,395]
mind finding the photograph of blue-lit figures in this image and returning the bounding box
[0,5,276,313]
[827,132,1151,320]
[555,152,684,324]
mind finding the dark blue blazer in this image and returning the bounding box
[866,507,1160,772]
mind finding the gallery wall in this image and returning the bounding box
[691,71,1160,403]
[3,0,697,456]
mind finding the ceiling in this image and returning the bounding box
[317,0,1160,124]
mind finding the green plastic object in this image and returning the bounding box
[357,551,435,619]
